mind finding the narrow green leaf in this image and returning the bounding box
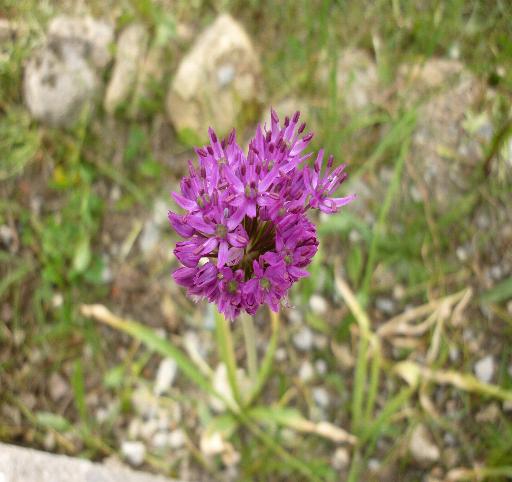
[36,412,72,432]
[73,237,91,274]
[103,315,216,396]
[71,360,88,425]
[480,276,512,304]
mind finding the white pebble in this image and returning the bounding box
[375,297,395,315]
[154,358,178,396]
[349,229,362,243]
[315,359,327,375]
[139,220,160,254]
[168,428,186,449]
[274,347,286,362]
[293,327,314,351]
[331,447,350,470]
[409,424,439,464]
[312,387,330,408]
[474,355,495,384]
[309,294,328,315]
[0,472,8,482]
[456,246,468,262]
[449,346,460,363]
[121,441,146,466]
[298,360,314,383]
[313,334,328,350]
[152,431,169,449]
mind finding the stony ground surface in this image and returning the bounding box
[1,1,512,481]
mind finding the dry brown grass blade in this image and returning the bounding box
[377,288,470,337]
[394,361,512,401]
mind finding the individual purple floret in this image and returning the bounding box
[169,109,355,320]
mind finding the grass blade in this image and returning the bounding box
[80,304,216,396]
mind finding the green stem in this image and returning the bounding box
[241,314,258,384]
[248,309,280,406]
[214,310,243,408]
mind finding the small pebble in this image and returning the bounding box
[312,387,330,408]
[309,294,328,315]
[121,440,146,466]
[298,360,314,383]
[313,334,328,350]
[315,359,327,375]
[331,447,350,470]
[152,431,169,449]
[456,246,468,262]
[168,428,186,449]
[393,284,405,300]
[474,355,495,384]
[140,419,159,440]
[375,297,395,315]
[448,346,459,363]
[368,458,381,473]
[293,327,314,352]
[506,300,512,315]
[409,424,440,464]
[154,358,178,396]
[274,347,286,362]
[288,310,302,324]
[139,220,160,254]
[52,293,63,308]
[349,229,362,243]
[489,265,503,281]
[48,373,68,401]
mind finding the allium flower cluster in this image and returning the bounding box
[169,110,355,320]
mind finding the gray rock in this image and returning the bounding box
[0,442,179,482]
[48,15,114,69]
[24,41,98,126]
[166,14,261,139]
[104,24,149,114]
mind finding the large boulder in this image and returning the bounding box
[24,41,99,126]
[166,14,261,141]
[402,59,485,209]
[23,16,113,127]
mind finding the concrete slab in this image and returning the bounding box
[0,443,181,482]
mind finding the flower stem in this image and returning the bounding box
[241,314,258,384]
[248,309,280,406]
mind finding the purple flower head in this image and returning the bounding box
[169,109,355,320]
